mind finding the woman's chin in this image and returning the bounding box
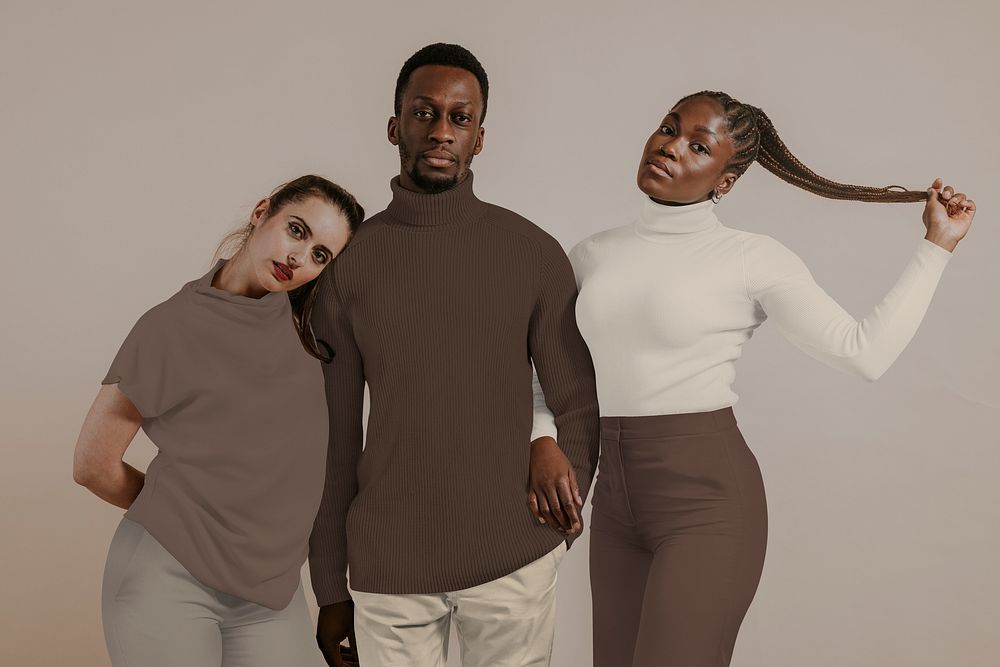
[637,176,672,201]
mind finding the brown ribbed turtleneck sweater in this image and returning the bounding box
[307,172,600,605]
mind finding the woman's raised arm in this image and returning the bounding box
[744,179,974,381]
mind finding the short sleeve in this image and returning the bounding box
[101,310,178,419]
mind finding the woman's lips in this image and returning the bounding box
[646,160,673,178]
[272,261,293,281]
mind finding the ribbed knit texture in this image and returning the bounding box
[307,172,600,606]
[532,196,953,437]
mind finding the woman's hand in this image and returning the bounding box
[923,177,975,252]
[527,436,583,534]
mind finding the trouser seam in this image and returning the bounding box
[612,419,639,526]
[718,425,749,666]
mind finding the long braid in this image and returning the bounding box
[675,91,927,203]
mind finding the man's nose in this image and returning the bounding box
[428,116,455,144]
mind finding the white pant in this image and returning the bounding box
[349,541,568,667]
[102,517,324,666]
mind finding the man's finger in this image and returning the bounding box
[317,635,341,667]
[324,643,344,667]
[348,625,359,657]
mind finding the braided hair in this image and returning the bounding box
[675,91,927,203]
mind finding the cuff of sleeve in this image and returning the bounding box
[530,427,558,442]
[918,237,955,264]
[312,579,351,607]
[530,414,559,442]
[101,378,155,419]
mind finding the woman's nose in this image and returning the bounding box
[659,140,678,159]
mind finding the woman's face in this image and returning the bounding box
[636,96,739,205]
[245,196,352,293]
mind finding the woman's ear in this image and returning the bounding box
[716,172,738,197]
[250,198,270,227]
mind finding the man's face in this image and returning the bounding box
[388,65,485,193]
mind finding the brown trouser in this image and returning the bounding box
[590,408,767,667]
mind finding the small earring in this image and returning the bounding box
[711,190,722,204]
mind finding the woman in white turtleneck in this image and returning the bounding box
[529,91,974,667]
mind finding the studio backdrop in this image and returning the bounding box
[2,1,997,665]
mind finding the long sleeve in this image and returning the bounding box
[308,268,366,606]
[531,238,588,441]
[744,236,953,382]
[530,367,558,441]
[527,234,600,535]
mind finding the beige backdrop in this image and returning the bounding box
[2,1,997,665]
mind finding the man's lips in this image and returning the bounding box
[272,261,293,281]
[421,151,457,168]
[645,159,673,178]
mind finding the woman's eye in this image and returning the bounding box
[659,125,674,135]
[313,251,328,264]
[289,223,303,237]
[692,144,709,154]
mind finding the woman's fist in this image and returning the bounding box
[923,177,975,252]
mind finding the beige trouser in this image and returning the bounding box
[349,541,567,667]
[101,516,324,666]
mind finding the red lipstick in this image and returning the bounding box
[272,261,293,282]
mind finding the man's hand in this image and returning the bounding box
[316,600,358,666]
[527,436,583,534]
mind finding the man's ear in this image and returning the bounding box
[473,125,485,156]
[387,116,399,146]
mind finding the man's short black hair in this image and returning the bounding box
[394,43,489,123]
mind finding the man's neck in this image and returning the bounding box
[397,171,469,195]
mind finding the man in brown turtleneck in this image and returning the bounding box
[308,43,600,667]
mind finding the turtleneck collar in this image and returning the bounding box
[385,170,487,228]
[635,195,720,241]
[188,258,290,313]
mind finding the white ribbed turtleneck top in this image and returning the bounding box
[532,195,953,436]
